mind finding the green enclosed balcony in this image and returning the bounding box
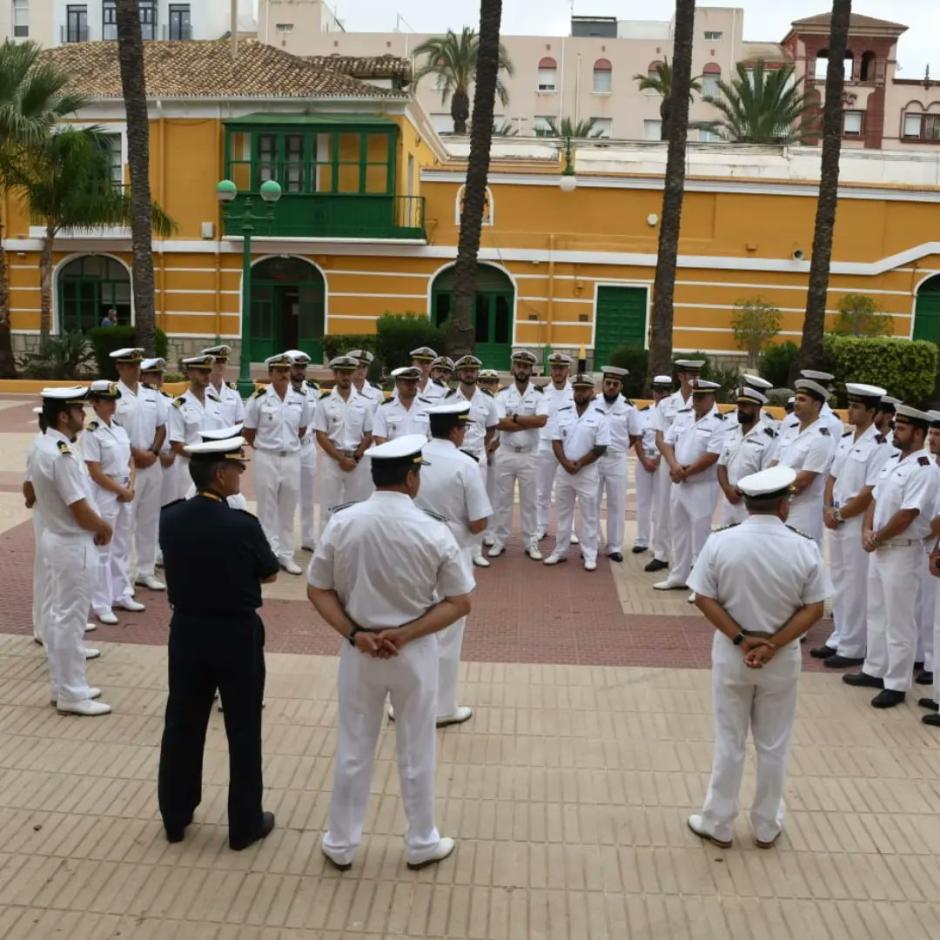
[223,115,426,241]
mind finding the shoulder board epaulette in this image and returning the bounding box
[160,390,172,399]
[712,521,739,532]
[819,427,830,436]
[422,508,448,522]
[172,396,185,408]
[481,387,494,397]
[432,378,445,388]
[319,390,331,399]
[842,430,852,437]
[328,499,359,514]
[142,382,155,391]
[715,412,726,421]
[250,387,266,400]
[86,420,100,431]
[226,381,238,391]
[444,388,457,399]
[678,406,692,412]
[533,385,544,392]
[460,449,480,463]
[875,433,886,444]
[306,380,320,391]
[919,455,931,466]
[417,396,434,405]
[624,397,634,407]
[764,426,777,438]
[558,405,574,412]
[641,405,650,412]
[207,391,221,403]
[785,524,813,539]
[56,440,72,455]
[380,397,395,405]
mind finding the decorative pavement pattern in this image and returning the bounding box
[0,394,938,938]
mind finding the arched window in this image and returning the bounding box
[860,51,877,82]
[647,60,663,79]
[58,255,131,333]
[593,58,612,93]
[815,49,853,81]
[702,62,721,98]
[538,57,557,92]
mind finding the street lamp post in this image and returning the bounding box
[216,178,283,395]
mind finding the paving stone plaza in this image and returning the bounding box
[1,393,939,939]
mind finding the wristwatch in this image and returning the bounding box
[832,507,843,523]
[732,632,745,646]
[347,626,361,647]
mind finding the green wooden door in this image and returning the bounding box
[297,281,325,364]
[249,258,325,364]
[594,286,648,366]
[913,279,940,344]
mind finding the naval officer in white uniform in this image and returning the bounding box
[633,376,672,557]
[687,465,830,849]
[307,435,474,872]
[535,352,574,541]
[373,366,432,442]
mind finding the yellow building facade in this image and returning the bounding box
[5,41,940,371]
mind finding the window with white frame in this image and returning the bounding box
[698,127,720,142]
[538,57,557,92]
[903,112,923,137]
[593,59,612,93]
[591,117,612,138]
[704,31,722,40]
[13,0,29,37]
[701,63,721,98]
[534,115,555,134]
[843,110,863,136]
[903,112,940,140]
[644,119,662,140]
[97,133,123,187]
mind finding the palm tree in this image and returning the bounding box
[0,40,87,376]
[701,62,814,143]
[8,128,175,347]
[414,27,514,135]
[534,117,602,139]
[492,119,517,137]
[648,0,696,378]
[448,0,504,357]
[633,57,701,140]
[115,0,159,355]
[797,0,853,373]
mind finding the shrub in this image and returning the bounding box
[17,330,97,379]
[758,340,800,389]
[322,334,382,382]
[731,297,782,367]
[823,334,937,406]
[375,313,447,378]
[88,325,169,378]
[669,350,739,403]
[606,345,649,398]
[833,293,892,337]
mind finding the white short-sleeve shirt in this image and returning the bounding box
[871,449,940,539]
[496,382,548,451]
[551,402,611,463]
[115,379,165,451]
[665,407,726,483]
[169,389,225,447]
[830,424,892,507]
[313,388,374,451]
[243,385,310,453]
[592,395,641,456]
[772,417,836,510]
[31,430,94,537]
[718,422,778,487]
[538,382,574,447]
[80,418,132,483]
[454,386,499,456]
[372,396,431,441]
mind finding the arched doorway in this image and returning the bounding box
[431,264,514,369]
[57,255,131,332]
[913,274,940,344]
[249,257,325,363]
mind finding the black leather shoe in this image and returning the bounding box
[810,645,837,659]
[914,661,925,672]
[922,712,940,726]
[871,689,905,709]
[165,813,193,844]
[608,552,624,563]
[915,670,934,685]
[644,558,668,573]
[631,546,648,554]
[823,654,865,669]
[230,811,275,851]
[843,672,883,688]
[918,697,939,711]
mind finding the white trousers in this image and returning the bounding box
[171,455,192,502]
[651,459,672,562]
[552,467,600,562]
[483,452,499,543]
[299,441,317,547]
[701,632,800,844]
[717,495,748,528]
[254,449,301,562]
[317,453,372,539]
[826,518,869,659]
[669,482,718,585]
[492,447,538,546]
[159,455,178,507]
[596,452,628,555]
[437,550,472,717]
[863,544,921,692]
[324,635,441,865]
[916,549,935,668]
[91,490,133,613]
[41,532,96,704]
[132,460,163,579]
[536,446,558,535]
[634,462,656,549]
[933,587,940,705]
[31,512,45,643]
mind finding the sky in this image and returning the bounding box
[320,0,938,79]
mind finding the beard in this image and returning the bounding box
[603,391,619,404]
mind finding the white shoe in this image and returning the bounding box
[136,575,166,591]
[155,554,164,568]
[84,647,100,660]
[570,533,580,545]
[387,705,395,721]
[84,622,96,632]
[543,553,567,566]
[437,706,473,727]
[280,558,303,575]
[96,610,119,625]
[525,542,543,561]
[687,814,732,849]
[653,579,687,591]
[57,698,111,717]
[487,542,505,558]
[583,557,597,571]
[407,836,456,870]
[51,687,101,706]
[114,597,145,612]
[483,536,495,547]
[301,543,316,552]
[687,591,697,604]
[472,553,490,568]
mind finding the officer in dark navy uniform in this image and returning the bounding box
[157,436,279,850]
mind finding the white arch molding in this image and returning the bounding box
[240,253,331,340]
[52,251,134,336]
[453,185,494,227]
[426,259,519,348]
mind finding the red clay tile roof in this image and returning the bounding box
[306,54,412,85]
[790,12,908,33]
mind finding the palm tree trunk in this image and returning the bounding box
[648,0,695,378]
[39,224,55,350]
[0,212,16,377]
[796,0,852,375]
[449,0,502,358]
[116,0,157,355]
[451,88,471,135]
[660,97,671,140]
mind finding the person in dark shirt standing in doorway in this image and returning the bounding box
[157,436,279,850]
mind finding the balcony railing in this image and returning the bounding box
[222,194,426,241]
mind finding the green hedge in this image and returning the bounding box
[322,334,381,382]
[88,325,168,378]
[606,345,649,398]
[375,313,447,378]
[758,341,800,389]
[823,334,938,406]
